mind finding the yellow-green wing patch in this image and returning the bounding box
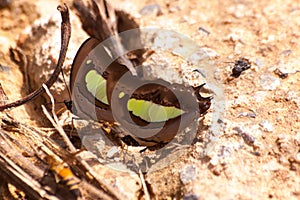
[85,70,109,105]
[127,98,184,122]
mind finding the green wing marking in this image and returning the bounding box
[85,68,184,122]
[85,69,109,105]
[127,99,184,122]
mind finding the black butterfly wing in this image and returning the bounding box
[70,37,212,149]
[70,37,115,122]
[110,69,211,146]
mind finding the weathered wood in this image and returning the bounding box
[1,114,120,200]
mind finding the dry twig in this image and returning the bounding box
[0,4,71,111]
[41,84,76,153]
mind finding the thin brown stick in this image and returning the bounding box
[0,151,60,200]
[41,84,77,153]
[0,4,71,112]
[0,83,9,105]
[0,130,59,200]
[139,169,151,200]
[1,112,116,199]
[74,152,124,200]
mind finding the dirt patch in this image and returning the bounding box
[0,0,299,199]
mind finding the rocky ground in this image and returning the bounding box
[0,0,299,199]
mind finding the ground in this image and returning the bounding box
[0,0,299,199]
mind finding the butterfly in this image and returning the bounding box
[69,37,212,151]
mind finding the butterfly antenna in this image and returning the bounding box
[60,67,74,111]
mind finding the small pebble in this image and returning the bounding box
[280,49,292,56]
[232,4,246,18]
[183,194,200,200]
[253,91,268,102]
[140,4,162,16]
[233,127,256,145]
[255,58,264,68]
[259,121,274,132]
[286,91,300,108]
[0,64,11,72]
[274,68,288,79]
[262,160,282,171]
[237,112,256,118]
[210,156,219,166]
[260,74,280,90]
[169,6,180,13]
[231,57,251,78]
[294,152,300,163]
[180,165,197,184]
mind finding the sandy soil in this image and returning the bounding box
[0,0,299,199]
